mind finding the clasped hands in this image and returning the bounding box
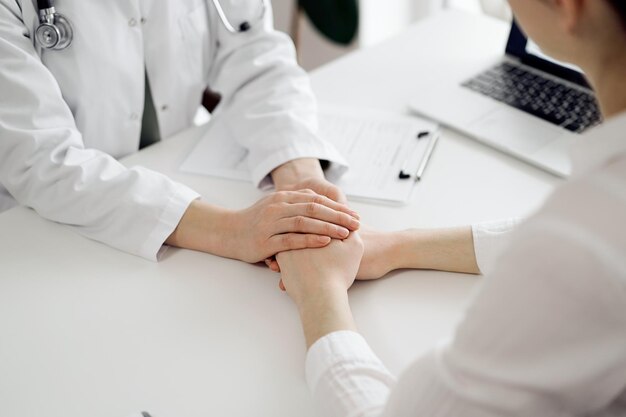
[167,158,400,297]
[266,159,402,307]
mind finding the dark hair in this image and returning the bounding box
[607,0,626,27]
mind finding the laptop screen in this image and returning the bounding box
[506,21,590,88]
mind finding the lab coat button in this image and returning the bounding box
[130,113,139,121]
[128,18,137,27]
[160,105,168,111]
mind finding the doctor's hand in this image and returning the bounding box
[166,193,360,264]
[271,158,348,204]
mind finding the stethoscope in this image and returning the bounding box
[35,0,267,51]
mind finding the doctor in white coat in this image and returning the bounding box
[0,0,360,262]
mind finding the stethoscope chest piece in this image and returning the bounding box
[36,2,73,50]
[33,0,264,52]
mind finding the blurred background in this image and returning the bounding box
[272,0,511,70]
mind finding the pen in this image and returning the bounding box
[398,131,439,181]
[414,132,439,182]
[398,130,429,179]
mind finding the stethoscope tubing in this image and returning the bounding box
[35,0,267,51]
[210,0,266,33]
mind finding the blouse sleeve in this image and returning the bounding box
[471,218,521,275]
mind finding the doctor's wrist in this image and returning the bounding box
[271,158,325,189]
[272,158,348,204]
[165,200,234,257]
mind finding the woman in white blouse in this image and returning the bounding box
[275,0,626,416]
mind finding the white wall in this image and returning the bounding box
[272,0,443,70]
[271,0,507,70]
[358,0,441,47]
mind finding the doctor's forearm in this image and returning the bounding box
[165,200,232,256]
[165,194,361,263]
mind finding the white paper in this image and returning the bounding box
[180,105,438,205]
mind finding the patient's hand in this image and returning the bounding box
[267,227,407,284]
[355,228,406,280]
[276,232,364,306]
[268,225,481,280]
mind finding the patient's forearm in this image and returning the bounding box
[298,285,356,349]
[393,227,479,274]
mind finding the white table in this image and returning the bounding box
[0,11,560,417]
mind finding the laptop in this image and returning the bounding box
[408,20,602,177]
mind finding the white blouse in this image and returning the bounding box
[306,112,626,417]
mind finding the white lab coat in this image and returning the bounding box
[0,0,346,260]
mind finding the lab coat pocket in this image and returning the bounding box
[178,5,211,84]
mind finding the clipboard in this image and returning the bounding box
[320,106,439,204]
[180,105,439,205]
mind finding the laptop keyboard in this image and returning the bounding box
[462,62,602,133]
